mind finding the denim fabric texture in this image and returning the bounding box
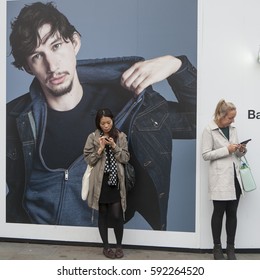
[6,56,197,230]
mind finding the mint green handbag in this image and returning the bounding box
[239,156,257,192]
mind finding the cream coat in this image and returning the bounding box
[83,130,130,213]
[202,121,246,200]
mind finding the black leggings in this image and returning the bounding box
[98,202,123,249]
[211,176,241,245]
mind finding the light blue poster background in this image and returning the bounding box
[6,0,197,232]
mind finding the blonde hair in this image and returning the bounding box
[214,99,236,123]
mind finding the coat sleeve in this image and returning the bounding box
[201,126,229,161]
[166,55,197,139]
[112,132,130,164]
[83,132,102,166]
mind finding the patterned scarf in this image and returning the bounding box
[100,132,118,186]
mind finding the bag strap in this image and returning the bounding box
[240,156,249,167]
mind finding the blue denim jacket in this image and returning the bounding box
[6,55,196,230]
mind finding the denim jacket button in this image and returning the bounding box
[159,192,165,198]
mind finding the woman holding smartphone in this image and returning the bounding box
[201,99,247,260]
[83,108,130,259]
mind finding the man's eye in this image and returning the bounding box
[53,43,62,51]
[32,53,42,61]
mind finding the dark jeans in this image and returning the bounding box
[211,176,241,246]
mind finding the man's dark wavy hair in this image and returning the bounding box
[9,1,80,70]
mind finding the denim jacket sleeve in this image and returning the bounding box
[166,55,197,139]
[6,93,33,223]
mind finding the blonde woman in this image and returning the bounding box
[202,99,247,260]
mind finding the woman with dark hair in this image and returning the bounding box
[83,108,130,259]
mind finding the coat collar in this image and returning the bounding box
[208,120,236,131]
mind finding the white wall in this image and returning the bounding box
[198,0,260,249]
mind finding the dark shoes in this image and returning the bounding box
[115,247,124,258]
[213,244,237,260]
[213,244,225,260]
[103,247,124,259]
[103,248,115,259]
[226,244,237,260]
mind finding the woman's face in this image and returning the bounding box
[99,116,113,134]
[219,109,237,128]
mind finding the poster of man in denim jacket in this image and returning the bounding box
[5,0,197,233]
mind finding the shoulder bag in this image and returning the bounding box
[124,162,135,192]
[81,164,93,200]
[239,156,257,192]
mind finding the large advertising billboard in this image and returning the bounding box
[2,0,197,247]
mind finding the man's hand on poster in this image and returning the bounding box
[121,55,182,95]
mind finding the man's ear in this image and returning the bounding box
[72,32,81,55]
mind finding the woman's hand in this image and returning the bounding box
[99,136,116,150]
[105,137,116,149]
[238,144,246,153]
[98,137,107,155]
[99,137,106,149]
[228,144,239,153]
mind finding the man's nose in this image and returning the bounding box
[45,53,59,73]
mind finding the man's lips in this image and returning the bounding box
[48,73,68,85]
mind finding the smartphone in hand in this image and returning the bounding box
[240,139,251,145]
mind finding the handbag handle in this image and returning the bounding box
[240,156,249,167]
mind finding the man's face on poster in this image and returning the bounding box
[25,23,81,98]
